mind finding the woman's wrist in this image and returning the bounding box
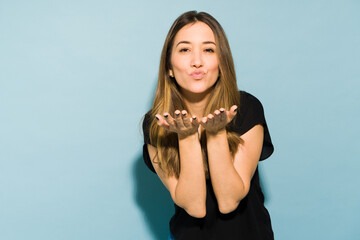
[178,131,199,141]
[206,128,227,137]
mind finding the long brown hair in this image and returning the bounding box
[148,11,241,178]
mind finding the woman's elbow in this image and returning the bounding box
[219,187,250,214]
[185,206,206,218]
[218,201,240,214]
[218,193,248,214]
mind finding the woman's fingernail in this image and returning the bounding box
[155,116,159,120]
[182,113,186,116]
[234,108,238,112]
[220,109,225,113]
[193,116,196,120]
[164,114,168,118]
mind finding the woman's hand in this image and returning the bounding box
[200,105,238,135]
[155,110,200,139]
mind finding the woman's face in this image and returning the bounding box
[170,22,219,96]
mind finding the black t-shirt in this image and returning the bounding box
[142,91,274,240]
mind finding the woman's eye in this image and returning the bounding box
[205,48,215,53]
[179,48,189,52]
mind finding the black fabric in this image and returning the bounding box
[142,91,274,239]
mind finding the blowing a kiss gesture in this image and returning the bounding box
[155,105,238,138]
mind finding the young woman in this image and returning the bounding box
[142,11,274,240]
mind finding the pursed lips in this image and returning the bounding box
[190,70,206,79]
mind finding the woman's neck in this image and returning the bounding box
[181,88,212,118]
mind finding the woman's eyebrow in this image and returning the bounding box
[176,41,216,47]
[203,41,216,45]
[176,41,191,47]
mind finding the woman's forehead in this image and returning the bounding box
[174,22,215,45]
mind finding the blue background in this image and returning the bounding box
[1,0,359,239]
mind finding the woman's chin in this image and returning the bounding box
[184,87,206,93]
[180,86,214,97]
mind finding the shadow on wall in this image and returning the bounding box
[258,165,271,205]
[133,154,173,240]
[132,78,173,239]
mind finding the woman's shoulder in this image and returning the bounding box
[238,90,265,115]
[235,90,274,160]
[142,110,153,144]
[143,110,153,126]
[239,90,262,105]
[230,90,266,134]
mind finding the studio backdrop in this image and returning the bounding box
[0,0,359,239]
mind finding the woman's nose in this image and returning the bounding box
[191,50,203,68]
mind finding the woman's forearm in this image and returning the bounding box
[206,129,247,214]
[175,133,207,218]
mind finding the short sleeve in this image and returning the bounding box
[229,91,274,161]
[142,112,156,173]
